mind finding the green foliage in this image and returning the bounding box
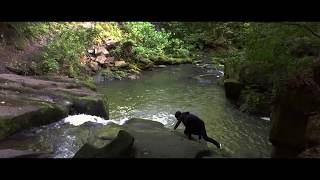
[101,68,114,77]
[161,22,245,51]
[7,22,54,40]
[40,25,99,76]
[93,22,123,43]
[242,23,320,92]
[121,22,190,59]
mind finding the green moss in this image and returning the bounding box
[151,55,192,65]
[114,70,127,79]
[80,80,97,91]
[94,123,123,139]
[0,102,67,140]
[128,64,141,74]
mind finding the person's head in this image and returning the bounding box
[175,111,182,119]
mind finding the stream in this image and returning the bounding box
[0,63,272,158]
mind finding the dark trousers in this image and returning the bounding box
[184,129,220,148]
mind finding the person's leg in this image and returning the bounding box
[184,129,195,140]
[203,136,221,148]
[201,129,221,149]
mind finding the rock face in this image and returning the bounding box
[224,79,243,100]
[124,119,211,158]
[270,62,320,158]
[74,118,213,158]
[84,39,132,76]
[223,61,273,116]
[73,130,134,158]
[0,73,109,140]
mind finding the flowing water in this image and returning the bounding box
[98,64,272,157]
[0,63,272,158]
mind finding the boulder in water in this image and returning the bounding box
[224,79,243,100]
[73,130,134,158]
[122,118,215,158]
[73,118,219,158]
[269,67,320,158]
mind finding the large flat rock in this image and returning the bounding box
[75,119,213,158]
[0,149,53,158]
[0,73,109,140]
[123,119,211,158]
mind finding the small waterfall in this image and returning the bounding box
[63,114,128,126]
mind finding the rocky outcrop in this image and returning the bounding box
[124,119,212,158]
[223,60,273,116]
[270,61,320,158]
[151,56,192,65]
[84,39,125,73]
[74,118,216,158]
[73,130,134,158]
[0,73,109,140]
[224,79,243,100]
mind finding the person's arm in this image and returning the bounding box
[174,119,182,130]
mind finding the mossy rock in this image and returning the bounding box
[224,79,243,100]
[238,89,272,117]
[70,95,109,119]
[151,56,192,65]
[137,57,154,70]
[80,80,97,91]
[73,130,134,158]
[6,61,39,76]
[0,102,67,140]
[122,118,212,158]
[0,73,110,141]
[94,122,123,138]
[238,63,273,92]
